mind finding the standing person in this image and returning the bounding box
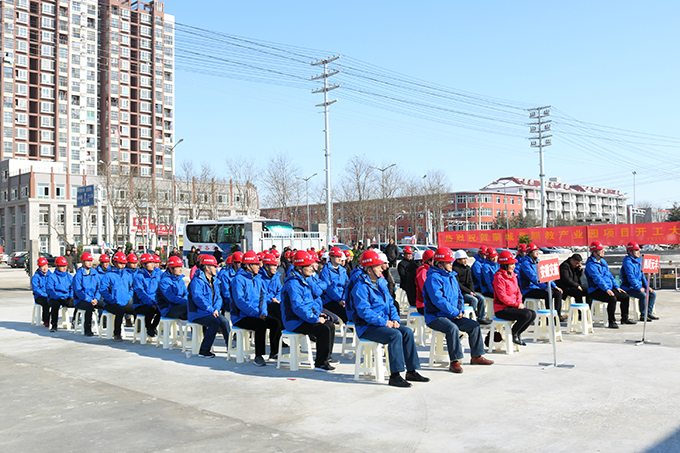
[187,246,197,269]
[132,254,161,338]
[415,249,435,314]
[259,253,283,322]
[493,251,536,346]
[188,255,230,358]
[157,256,188,320]
[213,246,223,265]
[423,247,493,373]
[404,251,423,307]
[31,257,51,327]
[72,253,100,337]
[452,250,489,324]
[64,249,75,274]
[384,238,399,268]
[520,243,565,321]
[585,241,635,329]
[99,252,135,341]
[621,241,657,321]
[397,246,414,284]
[470,246,488,293]
[352,250,429,388]
[231,250,282,365]
[557,254,590,306]
[319,246,349,323]
[344,249,355,272]
[46,256,73,332]
[281,250,336,372]
[480,248,499,299]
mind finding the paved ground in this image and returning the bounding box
[1,266,679,453]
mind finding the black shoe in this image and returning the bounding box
[113,335,124,341]
[50,327,57,332]
[268,354,278,361]
[388,374,412,388]
[147,329,156,338]
[405,371,430,382]
[328,357,340,364]
[608,321,619,329]
[253,356,266,367]
[478,319,492,325]
[152,328,158,336]
[640,316,653,322]
[84,331,94,337]
[512,334,526,346]
[125,319,133,328]
[648,314,659,320]
[281,342,289,348]
[621,318,637,325]
[198,350,216,358]
[314,363,335,372]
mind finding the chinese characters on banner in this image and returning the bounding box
[642,255,660,274]
[537,257,561,283]
[131,218,175,236]
[438,222,680,249]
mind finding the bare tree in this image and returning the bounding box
[262,153,301,223]
[340,155,376,243]
[400,173,425,241]
[225,157,260,215]
[372,162,404,241]
[423,169,450,240]
[176,161,218,220]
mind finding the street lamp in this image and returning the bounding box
[296,172,318,232]
[500,180,510,232]
[167,138,184,249]
[632,171,637,224]
[422,174,428,244]
[369,163,396,244]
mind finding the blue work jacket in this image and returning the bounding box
[46,270,73,301]
[217,267,233,310]
[480,261,500,295]
[32,269,51,300]
[471,254,486,292]
[72,267,100,304]
[519,257,556,295]
[351,272,399,338]
[100,267,134,307]
[585,255,618,293]
[319,263,348,306]
[93,265,109,277]
[157,270,188,317]
[422,266,464,324]
[259,267,283,305]
[345,267,365,323]
[133,269,159,309]
[281,270,321,331]
[230,268,266,324]
[620,254,648,292]
[187,269,223,322]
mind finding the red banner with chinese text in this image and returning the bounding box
[438,222,680,249]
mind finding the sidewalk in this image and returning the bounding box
[0,267,678,452]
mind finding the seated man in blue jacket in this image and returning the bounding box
[133,254,162,337]
[620,241,657,321]
[100,252,135,341]
[46,256,73,332]
[352,250,429,388]
[230,251,282,366]
[32,257,51,327]
[281,250,335,372]
[188,255,230,358]
[520,243,565,321]
[480,248,499,299]
[585,241,635,329]
[319,246,349,323]
[423,247,493,373]
[157,256,188,320]
[259,253,283,322]
[470,246,487,293]
[72,252,100,337]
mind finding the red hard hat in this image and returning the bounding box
[434,247,455,262]
[80,252,94,262]
[329,246,343,257]
[225,255,232,264]
[55,256,68,266]
[478,246,488,255]
[403,246,413,254]
[526,243,539,252]
[242,250,260,264]
[99,254,110,263]
[422,249,435,262]
[256,252,265,262]
[113,252,128,264]
[262,253,278,265]
[202,255,218,266]
[498,250,518,265]
[343,249,352,257]
[231,251,244,263]
[285,250,294,259]
[271,249,280,258]
[361,250,385,267]
[293,250,315,266]
[140,253,153,264]
[167,256,183,268]
[517,243,527,252]
[127,253,138,264]
[37,257,48,266]
[626,241,640,251]
[589,241,604,252]
[486,248,499,258]
[152,254,161,263]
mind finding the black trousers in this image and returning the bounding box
[234,316,282,357]
[495,307,537,336]
[323,300,348,324]
[267,302,282,322]
[134,305,162,332]
[561,286,591,306]
[48,298,72,328]
[590,289,630,322]
[523,288,563,316]
[294,321,334,367]
[75,300,96,334]
[104,302,135,336]
[35,296,50,324]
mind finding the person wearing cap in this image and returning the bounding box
[519,243,565,322]
[384,238,399,267]
[133,254,162,337]
[319,246,350,323]
[344,249,355,272]
[585,241,635,328]
[152,254,163,283]
[72,253,101,337]
[620,242,657,322]
[557,254,590,306]
[100,252,136,341]
[157,256,188,320]
[471,246,487,293]
[452,250,489,324]
[415,249,435,315]
[46,256,74,332]
[188,254,230,358]
[397,245,414,284]
[480,248,499,299]
[125,253,139,278]
[515,243,528,263]
[231,250,282,366]
[352,250,429,388]
[259,253,284,323]
[31,257,52,327]
[492,251,536,346]
[217,256,234,314]
[94,254,110,276]
[281,250,336,371]
[423,247,494,373]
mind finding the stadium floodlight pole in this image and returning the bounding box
[500,179,510,232]
[312,55,340,247]
[296,173,318,232]
[528,106,552,228]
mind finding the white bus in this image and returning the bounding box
[183,216,326,257]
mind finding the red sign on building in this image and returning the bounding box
[537,257,561,283]
[642,255,660,274]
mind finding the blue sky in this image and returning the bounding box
[167,0,680,207]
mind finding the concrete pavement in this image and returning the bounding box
[1,266,679,452]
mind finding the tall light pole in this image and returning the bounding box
[422,174,428,244]
[500,180,510,232]
[632,171,637,224]
[529,106,552,228]
[370,163,396,244]
[296,172,317,232]
[167,138,184,249]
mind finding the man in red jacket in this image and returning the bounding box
[415,249,435,315]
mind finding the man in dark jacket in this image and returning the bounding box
[557,254,591,306]
[384,239,399,268]
[403,251,422,307]
[213,246,223,264]
[452,250,489,324]
[187,246,197,268]
[397,246,413,284]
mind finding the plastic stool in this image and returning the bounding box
[567,303,594,334]
[428,330,449,367]
[489,317,519,354]
[99,312,117,339]
[59,306,70,330]
[463,305,477,321]
[341,322,358,358]
[74,309,99,335]
[32,304,43,326]
[277,330,314,371]
[183,322,204,356]
[132,315,150,345]
[591,300,608,326]
[354,339,390,382]
[407,312,429,346]
[483,297,494,321]
[524,298,544,312]
[629,297,641,320]
[533,309,563,342]
[157,317,183,349]
[227,327,256,363]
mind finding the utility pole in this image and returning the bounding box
[632,171,637,224]
[500,179,510,231]
[296,173,318,232]
[312,55,340,247]
[528,106,552,228]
